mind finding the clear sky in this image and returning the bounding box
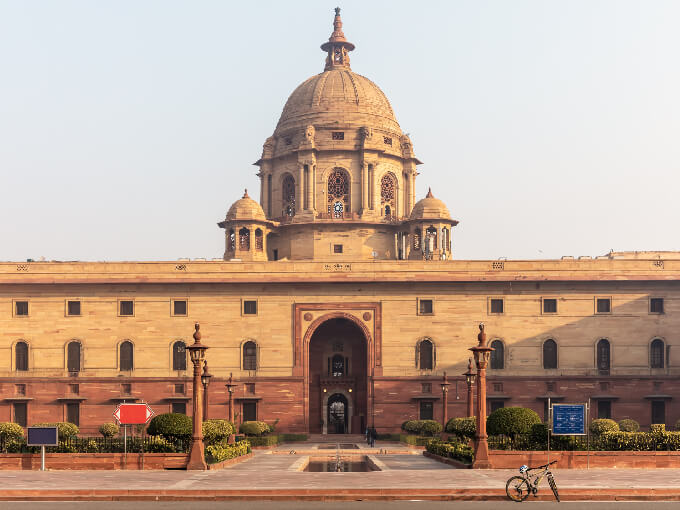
[1,0,678,261]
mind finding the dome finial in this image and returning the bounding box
[321,7,355,71]
[243,189,249,199]
[426,187,434,198]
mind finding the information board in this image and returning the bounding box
[27,427,59,446]
[552,404,586,435]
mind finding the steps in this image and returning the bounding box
[306,434,366,443]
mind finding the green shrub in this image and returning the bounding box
[402,420,442,436]
[675,420,680,432]
[426,439,474,464]
[618,419,640,433]
[84,440,99,453]
[146,435,177,453]
[486,407,541,438]
[376,433,401,441]
[279,433,308,442]
[402,420,419,433]
[0,422,24,442]
[595,430,680,451]
[147,413,192,440]
[239,421,270,437]
[206,440,251,464]
[399,434,431,446]
[589,419,619,436]
[33,422,79,440]
[650,424,666,435]
[445,417,476,439]
[99,423,120,438]
[247,435,279,447]
[202,420,234,445]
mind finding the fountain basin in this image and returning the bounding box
[297,455,380,472]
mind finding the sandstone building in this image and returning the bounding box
[1,10,678,435]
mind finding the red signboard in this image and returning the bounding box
[113,403,154,425]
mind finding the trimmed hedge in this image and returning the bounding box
[487,408,541,438]
[99,423,120,438]
[399,434,432,446]
[239,421,270,437]
[203,420,234,445]
[206,440,251,464]
[426,439,474,464]
[445,417,476,439]
[33,422,79,440]
[0,422,24,442]
[589,419,619,436]
[618,419,640,433]
[279,433,308,442]
[401,420,442,437]
[376,433,401,441]
[247,435,280,447]
[147,413,192,440]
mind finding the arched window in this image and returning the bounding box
[380,173,396,218]
[228,229,235,251]
[651,339,664,369]
[490,340,504,370]
[417,339,434,370]
[425,226,437,259]
[239,227,250,251]
[327,169,349,218]
[332,354,345,377]
[543,339,558,369]
[67,341,81,372]
[172,341,186,371]
[282,174,296,217]
[15,341,28,371]
[243,341,257,371]
[120,341,133,371]
[597,339,610,375]
[255,228,263,251]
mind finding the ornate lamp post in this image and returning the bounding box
[463,358,477,418]
[440,372,450,428]
[201,361,213,420]
[470,323,493,469]
[186,323,209,470]
[225,373,237,444]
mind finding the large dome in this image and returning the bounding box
[274,69,400,135]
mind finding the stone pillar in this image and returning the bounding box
[370,164,377,210]
[298,164,305,213]
[441,372,450,428]
[470,324,493,469]
[306,165,313,212]
[361,162,368,212]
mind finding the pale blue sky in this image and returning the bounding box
[1,1,678,261]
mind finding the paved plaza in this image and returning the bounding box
[1,442,680,501]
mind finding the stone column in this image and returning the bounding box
[361,162,368,212]
[370,164,377,210]
[306,165,313,212]
[470,324,493,469]
[298,164,305,212]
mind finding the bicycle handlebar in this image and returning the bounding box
[530,460,557,470]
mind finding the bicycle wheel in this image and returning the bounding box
[547,473,560,502]
[506,476,531,502]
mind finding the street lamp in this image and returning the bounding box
[201,361,213,420]
[470,323,493,469]
[463,358,477,418]
[440,372,450,428]
[186,323,209,470]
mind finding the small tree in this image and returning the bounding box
[203,419,234,445]
[445,417,476,440]
[147,413,192,441]
[589,419,619,436]
[239,421,270,436]
[33,422,79,440]
[618,419,640,433]
[99,423,120,438]
[487,407,541,438]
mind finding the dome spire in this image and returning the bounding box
[321,7,355,71]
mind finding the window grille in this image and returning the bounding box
[255,229,263,251]
[543,339,557,369]
[173,341,186,371]
[418,339,434,370]
[243,341,257,370]
[120,341,133,371]
[380,174,396,217]
[15,341,28,371]
[327,170,349,218]
[650,339,664,369]
[67,342,81,372]
[239,228,250,251]
[597,339,610,375]
[282,174,296,217]
[332,132,344,140]
[490,340,504,369]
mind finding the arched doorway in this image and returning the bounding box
[308,317,368,434]
[327,393,348,434]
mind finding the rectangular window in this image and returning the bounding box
[14,301,29,316]
[383,136,392,146]
[542,298,557,314]
[650,298,664,314]
[243,300,258,315]
[13,403,27,427]
[419,401,433,420]
[66,403,80,426]
[243,401,257,422]
[418,299,434,315]
[333,244,343,254]
[67,300,81,316]
[246,383,256,395]
[172,300,188,316]
[331,131,344,140]
[421,383,432,394]
[651,401,665,425]
[174,384,185,394]
[546,382,555,392]
[489,298,504,314]
[172,402,186,414]
[596,297,611,314]
[600,382,610,391]
[598,400,612,420]
[493,382,503,392]
[490,400,505,413]
[121,383,131,395]
[15,384,26,396]
[119,300,134,316]
[69,384,79,395]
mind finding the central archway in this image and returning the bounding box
[308,317,368,434]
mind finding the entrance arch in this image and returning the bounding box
[307,317,368,434]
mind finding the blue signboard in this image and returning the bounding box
[552,404,586,435]
[27,427,59,446]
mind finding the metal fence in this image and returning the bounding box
[0,435,190,454]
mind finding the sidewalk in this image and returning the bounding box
[2,444,680,501]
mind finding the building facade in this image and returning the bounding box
[1,10,678,435]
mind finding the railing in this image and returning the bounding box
[319,376,356,388]
[0,436,190,454]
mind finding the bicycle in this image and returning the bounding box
[505,460,560,502]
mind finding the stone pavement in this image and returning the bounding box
[2,442,680,501]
